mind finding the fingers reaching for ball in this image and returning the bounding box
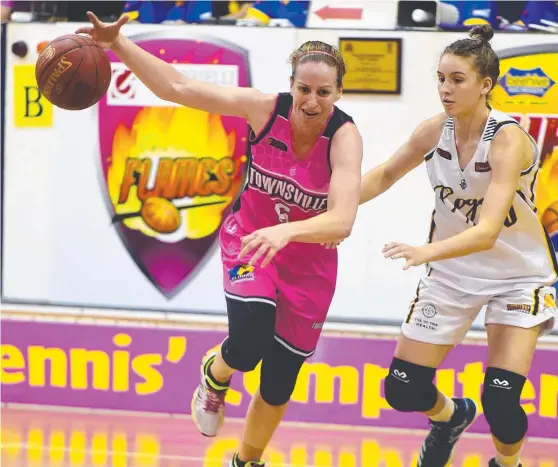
[74,26,94,35]
[74,11,130,49]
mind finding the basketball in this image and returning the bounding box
[141,197,181,234]
[35,34,111,111]
[542,201,558,236]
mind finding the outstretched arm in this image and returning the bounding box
[360,114,445,205]
[76,12,270,120]
[322,114,444,249]
[384,125,532,269]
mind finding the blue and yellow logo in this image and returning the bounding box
[228,264,255,283]
[498,67,556,98]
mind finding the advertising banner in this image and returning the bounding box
[2,22,295,313]
[99,31,249,298]
[492,44,558,291]
[2,23,558,330]
[2,319,557,438]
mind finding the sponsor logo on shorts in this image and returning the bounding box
[312,322,324,330]
[506,304,532,313]
[228,264,255,284]
[422,303,437,318]
[544,293,556,311]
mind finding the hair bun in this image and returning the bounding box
[468,24,494,43]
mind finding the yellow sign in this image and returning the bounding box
[339,37,402,94]
[492,46,558,259]
[492,49,558,115]
[13,64,53,128]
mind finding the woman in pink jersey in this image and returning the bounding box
[78,12,363,467]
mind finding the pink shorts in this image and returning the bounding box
[220,216,337,357]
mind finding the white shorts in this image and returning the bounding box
[402,270,557,345]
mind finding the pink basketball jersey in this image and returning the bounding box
[227,92,354,264]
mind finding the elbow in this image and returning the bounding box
[339,226,352,239]
[479,230,498,251]
[337,219,354,239]
[160,79,184,103]
[474,221,500,252]
[484,236,498,251]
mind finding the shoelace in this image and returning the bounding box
[203,387,225,414]
[425,422,445,448]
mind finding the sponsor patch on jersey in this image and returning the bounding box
[475,162,492,172]
[228,264,255,283]
[437,147,452,160]
[266,136,288,152]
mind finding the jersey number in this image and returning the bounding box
[275,203,291,223]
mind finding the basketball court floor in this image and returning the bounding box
[2,405,558,467]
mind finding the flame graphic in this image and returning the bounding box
[107,106,243,242]
[536,146,558,217]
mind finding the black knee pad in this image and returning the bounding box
[221,297,276,372]
[259,339,306,406]
[481,367,528,445]
[384,358,438,412]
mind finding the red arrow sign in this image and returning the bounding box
[315,6,364,20]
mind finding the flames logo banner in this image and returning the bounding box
[98,32,250,298]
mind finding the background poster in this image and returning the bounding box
[492,43,558,291]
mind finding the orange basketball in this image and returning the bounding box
[35,34,111,110]
[141,197,181,234]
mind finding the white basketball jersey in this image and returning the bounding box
[425,108,558,294]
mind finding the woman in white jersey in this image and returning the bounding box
[356,25,557,467]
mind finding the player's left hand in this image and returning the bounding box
[382,242,428,270]
[239,224,293,268]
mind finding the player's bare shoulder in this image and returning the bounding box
[247,92,281,135]
[489,120,533,170]
[409,113,447,154]
[254,91,279,110]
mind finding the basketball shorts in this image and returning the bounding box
[402,269,557,345]
[219,216,337,357]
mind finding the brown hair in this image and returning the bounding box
[443,25,500,91]
[289,41,346,88]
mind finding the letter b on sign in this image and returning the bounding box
[13,65,52,128]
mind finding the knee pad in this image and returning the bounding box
[259,339,306,406]
[221,297,276,372]
[481,367,528,445]
[384,358,438,412]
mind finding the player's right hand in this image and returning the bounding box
[75,11,130,50]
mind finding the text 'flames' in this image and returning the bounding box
[106,106,246,241]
